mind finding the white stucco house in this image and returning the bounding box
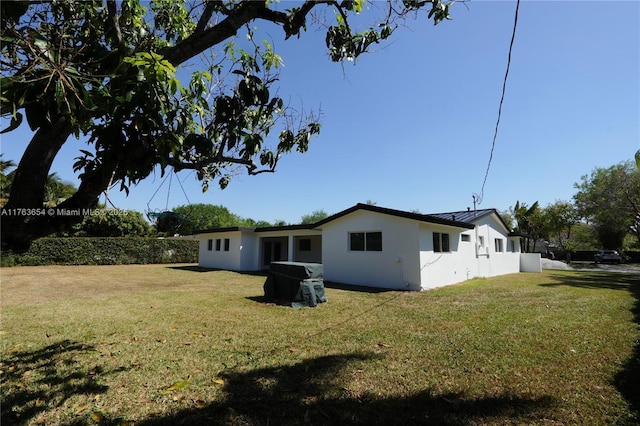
[195,203,541,291]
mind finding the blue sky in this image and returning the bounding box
[2,0,639,225]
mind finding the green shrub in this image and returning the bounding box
[1,237,198,266]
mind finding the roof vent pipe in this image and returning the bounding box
[452,214,456,221]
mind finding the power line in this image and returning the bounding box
[477,0,521,205]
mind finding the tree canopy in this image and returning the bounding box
[170,203,260,235]
[510,200,542,253]
[300,209,329,224]
[0,0,455,252]
[542,200,580,253]
[573,160,640,250]
[79,210,151,237]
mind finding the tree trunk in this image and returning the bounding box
[1,117,72,252]
[5,117,71,209]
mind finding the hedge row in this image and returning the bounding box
[1,237,199,266]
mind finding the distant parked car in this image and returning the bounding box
[594,250,622,264]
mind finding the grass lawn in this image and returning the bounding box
[1,265,639,425]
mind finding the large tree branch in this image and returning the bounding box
[195,0,223,33]
[255,0,329,39]
[161,1,266,66]
[169,156,268,175]
[162,0,328,66]
[105,0,124,50]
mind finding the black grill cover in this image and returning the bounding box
[264,262,327,308]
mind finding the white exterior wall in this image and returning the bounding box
[239,233,260,270]
[472,215,520,278]
[198,231,256,270]
[320,211,422,290]
[418,224,471,289]
[520,253,542,272]
[418,214,521,290]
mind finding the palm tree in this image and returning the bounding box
[43,173,76,206]
[0,159,76,206]
[512,201,542,253]
[0,155,17,199]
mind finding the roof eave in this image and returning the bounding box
[314,203,475,229]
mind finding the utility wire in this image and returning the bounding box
[478,0,521,205]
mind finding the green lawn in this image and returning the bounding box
[1,265,638,425]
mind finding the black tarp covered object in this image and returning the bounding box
[264,261,327,308]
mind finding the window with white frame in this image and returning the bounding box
[349,231,382,251]
[224,238,230,251]
[433,232,450,253]
[207,239,213,251]
[494,238,504,252]
[478,236,485,247]
[215,239,221,251]
[461,234,471,242]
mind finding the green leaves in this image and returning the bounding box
[123,52,181,95]
[261,39,284,72]
[428,0,454,25]
[151,0,195,43]
[573,160,640,249]
[326,24,387,62]
[341,0,365,13]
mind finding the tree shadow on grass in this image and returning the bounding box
[136,352,556,426]
[1,340,112,425]
[540,271,639,291]
[614,276,640,424]
[541,271,640,423]
[323,281,394,294]
[166,265,219,273]
[166,265,268,278]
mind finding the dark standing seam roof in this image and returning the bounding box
[428,209,496,224]
[429,209,515,234]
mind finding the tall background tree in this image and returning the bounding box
[300,209,329,224]
[0,155,16,200]
[542,200,581,260]
[43,173,77,207]
[0,0,455,252]
[79,210,151,237]
[574,160,640,250]
[510,201,544,253]
[170,203,270,235]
